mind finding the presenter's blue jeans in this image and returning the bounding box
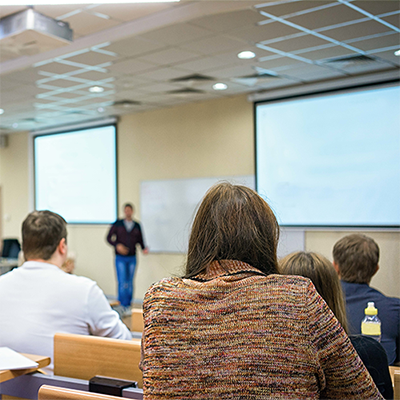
[115,255,137,307]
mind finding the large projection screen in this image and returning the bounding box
[255,83,400,228]
[34,124,117,224]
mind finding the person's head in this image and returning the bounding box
[123,203,134,220]
[185,182,280,278]
[22,210,67,263]
[279,251,348,333]
[332,234,379,284]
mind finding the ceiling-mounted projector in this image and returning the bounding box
[0,8,73,57]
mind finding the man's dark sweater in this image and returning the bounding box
[107,219,145,256]
[341,280,400,365]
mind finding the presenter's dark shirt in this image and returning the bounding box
[341,280,400,365]
[107,219,145,256]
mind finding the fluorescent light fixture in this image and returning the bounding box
[238,51,256,60]
[213,83,228,91]
[89,86,104,93]
[0,0,178,4]
[0,109,4,115]
[395,50,400,56]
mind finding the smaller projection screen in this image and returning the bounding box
[255,83,400,228]
[34,124,117,224]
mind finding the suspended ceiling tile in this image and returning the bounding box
[255,2,334,18]
[348,32,400,51]
[367,50,400,66]
[74,70,116,81]
[299,69,347,82]
[0,5,26,18]
[108,58,157,74]
[177,56,229,72]
[342,63,394,74]
[255,78,298,90]
[256,56,306,70]
[207,64,257,79]
[286,4,365,30]
[0,51,21,63]
[137,82,183,93]
[381,14,400,29]
[3,68,42,84]
[296,46,358,61]
[66,51,117,66]
[321,20,392,41]
[89,3,173,22]
[352,1,400,16]
[268,35,331,53]
[104,37,166,58]
[33,5,83,19]
[228,22,302,44]
[140,23,213,46]
[179,35,246,56]
[114,76,153,88]
[190,9,265,33]
[135,67,193,81]
[62,12,122,37]
[138,48,199,65]
[35,62,81,75]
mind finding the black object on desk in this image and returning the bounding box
[89,376,138,396]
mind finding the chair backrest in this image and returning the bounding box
[131,309,144,333]
[54,333,143,388]
[394,370,400,400]
[38,385,121,400]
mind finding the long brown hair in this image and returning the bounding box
[184,182,279,278]
[279,251,348,333]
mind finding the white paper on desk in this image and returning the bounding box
[0,347,38,370]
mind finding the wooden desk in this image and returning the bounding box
[0,353,50,383]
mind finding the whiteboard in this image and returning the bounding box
[140,176,255,253]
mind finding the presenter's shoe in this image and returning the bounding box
[122,306,132,318]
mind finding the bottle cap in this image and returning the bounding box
[364,301,378,315]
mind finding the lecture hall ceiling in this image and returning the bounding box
[0,0,399,132]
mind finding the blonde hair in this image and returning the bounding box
[280,251,348,333]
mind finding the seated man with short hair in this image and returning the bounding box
[0,210,132,372]
[333,234,400,365]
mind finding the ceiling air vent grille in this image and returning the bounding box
[324,55,377,65]
[167,88,205,95]
[171,74,214,83]
[112,100,141,107]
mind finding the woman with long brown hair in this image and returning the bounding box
[141,183,382,399]
[280,251,393,399]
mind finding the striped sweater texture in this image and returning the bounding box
[142,260,382,399]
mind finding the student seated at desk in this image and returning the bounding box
[0,210,132,372]
[141,183,382,400]
[280,251,393,399]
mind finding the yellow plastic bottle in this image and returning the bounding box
[361,302,381,342]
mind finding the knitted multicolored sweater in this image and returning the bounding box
[142,260,382,399]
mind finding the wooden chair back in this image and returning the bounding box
[54,333,143,388]
[131,309,144,333]
[394,370,400,400]
[38,385,121,400]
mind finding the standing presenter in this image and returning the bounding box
[107,203,148,310]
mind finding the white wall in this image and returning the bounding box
[0,94,398,300]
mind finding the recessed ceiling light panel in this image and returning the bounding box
[0,0,179,4]
[395,50,400,56]
[89,86,104,93]
[213,83,228,91]
[238,51,256,60]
